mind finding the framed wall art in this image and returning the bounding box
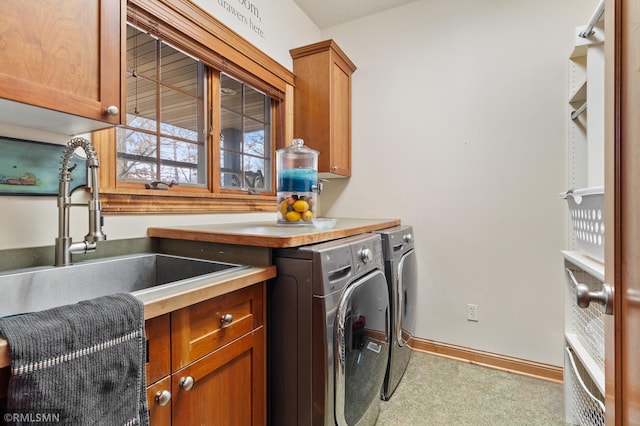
[0,137,88,196]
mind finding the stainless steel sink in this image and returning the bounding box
[0,253,248,318]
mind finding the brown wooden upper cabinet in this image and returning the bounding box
[0,1,121,134]
[291,40,356,178]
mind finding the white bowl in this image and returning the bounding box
[312,218,337,229]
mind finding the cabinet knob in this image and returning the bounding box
[155,390,172,406]
[179,376,195,391]
[331,165,338,171]
[220,313,233,325]
[105,105,119,116]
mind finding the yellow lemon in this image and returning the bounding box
[279,200,289,216]
[292,199,309,213]
[302,210,313,221]
[285,211,302,222]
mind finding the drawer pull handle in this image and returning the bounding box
[220,314,234,325]
[566,268,614,315]
[179,376,195,391]
[155,390,172,406]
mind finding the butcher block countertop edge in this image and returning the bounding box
[148,217,401,248]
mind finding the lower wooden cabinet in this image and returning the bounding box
[0,282,266,424]
[145,282,266,425]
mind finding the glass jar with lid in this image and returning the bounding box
[276,139,319,224]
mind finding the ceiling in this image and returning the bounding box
[293,0,419,29]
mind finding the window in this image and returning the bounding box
[220,74,271,193]
[95,0,293,214]
[119,25,207,186]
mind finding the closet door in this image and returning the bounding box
[604,0,640,422]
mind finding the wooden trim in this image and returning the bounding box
[408,336,563,383]
[100,192,276,214]
[290,39,357,73]
[604,0,621,423]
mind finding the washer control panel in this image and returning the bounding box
[351,234,383,273]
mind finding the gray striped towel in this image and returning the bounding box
[0,293,149,425]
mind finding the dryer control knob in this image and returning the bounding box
[358,247,373,264]
[403,233,414,244]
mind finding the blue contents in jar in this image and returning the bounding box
[277,168,316,192]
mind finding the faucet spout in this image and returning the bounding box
[54,137,106,266]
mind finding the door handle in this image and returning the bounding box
[566,268,614,315]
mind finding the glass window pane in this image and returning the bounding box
[126,74,157,130]
[116,128,157,182]
[243,157,266,190]
[161,43,199,95]
[221,110,242,150]
[158,137,204,186]
[245,85,265,122]
[219,72,272,192]
[160,86,199,134]
[127,27,157,78]
[220,74,242,111]
[244,123,264,157]
[220,152,242,188]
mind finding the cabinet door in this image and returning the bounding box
[171,328,266,426]
[146,314,171,385]
[147,376,172,426]
[0,0,121,125]
[328,58,352,177]
[291,40,356,177]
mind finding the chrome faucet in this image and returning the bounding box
[54,137,107,266]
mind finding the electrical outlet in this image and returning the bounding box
[467,304,479,322]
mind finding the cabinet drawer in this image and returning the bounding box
[146,314,171,385]
[171,283,265,369]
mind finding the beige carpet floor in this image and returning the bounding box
[377,350,565,425]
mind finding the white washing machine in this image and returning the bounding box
[268,233,390,426]
[375,225,417,400]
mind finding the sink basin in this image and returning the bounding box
[0,253,248,318]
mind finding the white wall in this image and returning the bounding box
[0,0,596,367]
[319,0,596,366]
